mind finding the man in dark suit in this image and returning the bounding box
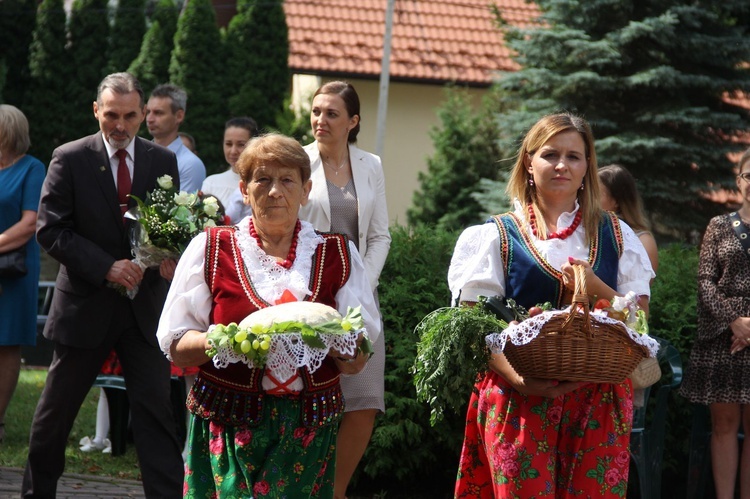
[22,72,183,498]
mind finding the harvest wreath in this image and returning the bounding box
[205,301,373,383]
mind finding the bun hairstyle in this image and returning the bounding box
[313,81,361,143]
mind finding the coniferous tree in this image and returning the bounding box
[492,0,750,239]
[169,0,225,170]
[26,0,70,164]
[407,88,504,231]
[128,0,178,95]
[108,0,147,74]
[225,0,288,131]
[66,0,110,140]
[0,0,36,106]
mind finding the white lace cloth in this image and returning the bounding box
[209,326,364,383]
[485,307,660,358]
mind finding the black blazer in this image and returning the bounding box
[37,132,180,348]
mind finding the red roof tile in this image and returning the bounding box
[284,0,539,86]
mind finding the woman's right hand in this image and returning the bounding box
[489,352,583,398]
[730,317,750,354]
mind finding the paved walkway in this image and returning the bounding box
[0,467,145,498]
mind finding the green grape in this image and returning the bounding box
[251,324,264,334]
[252,339,260,350]
[260,340,270,351]
[234,330,248,343]
[240,339,252,354]
[341,320,352,331]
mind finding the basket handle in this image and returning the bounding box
[560,264,592,335]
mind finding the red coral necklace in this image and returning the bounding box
[249,218,301,269]
[528,204,582,240]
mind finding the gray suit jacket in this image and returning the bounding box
[37,132,180,348]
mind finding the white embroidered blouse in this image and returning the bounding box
[448,201,655,306]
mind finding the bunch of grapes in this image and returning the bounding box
[206,323,272,363]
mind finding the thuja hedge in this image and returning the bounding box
[349,224,701,499]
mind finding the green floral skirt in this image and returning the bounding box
[183,396,338,498]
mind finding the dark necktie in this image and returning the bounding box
[116,149,131,217]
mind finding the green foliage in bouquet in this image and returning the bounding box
[205,306,368,366]
[129,175,223,255]
[413,297,508,426]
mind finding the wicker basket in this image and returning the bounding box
[503,265,648,383]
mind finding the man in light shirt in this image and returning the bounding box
[146,83,206,193]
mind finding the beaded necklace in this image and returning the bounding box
[249,218,301,269]
[528,204,582,240]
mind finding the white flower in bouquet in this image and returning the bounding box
[157,175,174,190]
[173,191,197,207]
[203,196,220,217]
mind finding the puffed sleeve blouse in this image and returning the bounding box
[156,217,381,357]
[448,201,655,305]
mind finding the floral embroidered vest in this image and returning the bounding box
[187,226,352,428]
[487,211,623,309]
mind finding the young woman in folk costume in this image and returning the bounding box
[449,113,654,498]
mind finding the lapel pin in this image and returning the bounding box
[100,166,106,172]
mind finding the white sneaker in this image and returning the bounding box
[79,436,107,452]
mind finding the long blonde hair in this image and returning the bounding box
[506,113,601,242]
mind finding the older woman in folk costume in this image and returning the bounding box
[157,133,380,498]
[450,113,654,498]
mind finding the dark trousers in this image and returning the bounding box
[21,298,183,498]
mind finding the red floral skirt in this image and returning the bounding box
[455,370,633,498]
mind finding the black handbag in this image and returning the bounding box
[0,245,27,278]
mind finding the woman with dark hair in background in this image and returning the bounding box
[598,164,658,276]
[0,104,46,444]
[298,81,391,499]
[200,116,258,209]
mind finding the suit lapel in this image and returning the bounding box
[350,144,367,228]
[308,144,332,225]
[131,137,152,200]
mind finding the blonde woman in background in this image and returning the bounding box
[0,104,46,444]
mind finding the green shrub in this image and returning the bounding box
[648,243,699,497]
[353,224,462,498]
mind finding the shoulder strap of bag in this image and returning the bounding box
[728,212,750,258]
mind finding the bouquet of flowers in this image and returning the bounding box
[205,302,373,383]
[591,291,649,335]
[119,175,224,298]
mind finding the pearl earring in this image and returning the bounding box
[579,183,584,191]
[529,177,535,187]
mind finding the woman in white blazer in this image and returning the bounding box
[298,81,391,499]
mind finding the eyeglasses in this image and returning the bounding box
[739,173,750,182]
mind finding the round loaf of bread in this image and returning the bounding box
[238,301,341,329]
